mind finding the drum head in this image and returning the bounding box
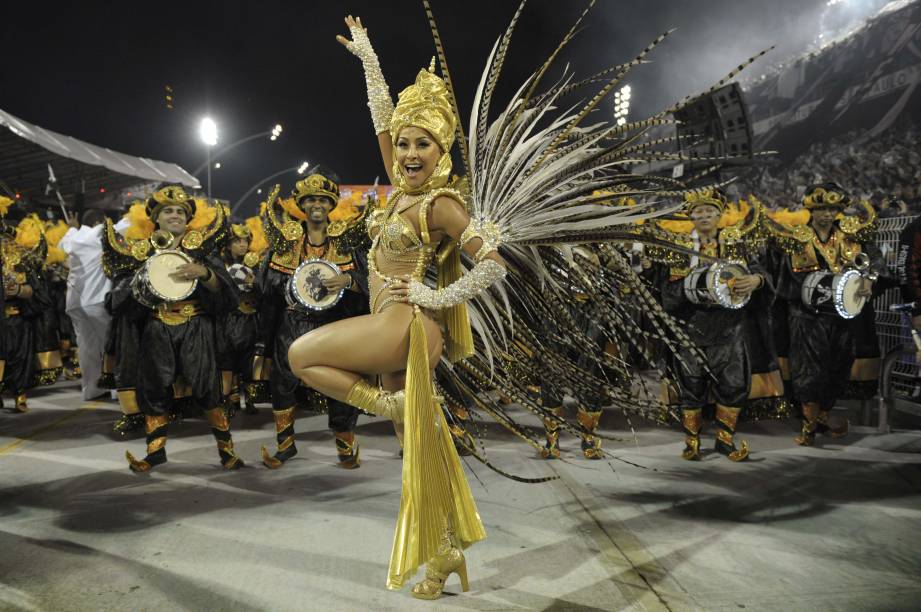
[289,259,344,311]
[838,270,867,318]
[147,251,196,301]
[708,262,751,309]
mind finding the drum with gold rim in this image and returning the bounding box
[683,261,751,309]
[131,250,197,308]
[286,258,344,311]
[801,269,866,319]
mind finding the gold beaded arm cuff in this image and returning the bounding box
[407,258,506,310]
[344,25,394,135]
[459,218,502,263]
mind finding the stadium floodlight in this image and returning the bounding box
[298,161,310,174]
[200,117,218,146]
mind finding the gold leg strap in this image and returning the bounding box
[345,379,404,423]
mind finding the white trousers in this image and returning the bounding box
[66,304,111,400]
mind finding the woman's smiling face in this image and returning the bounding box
[395,126,441,188]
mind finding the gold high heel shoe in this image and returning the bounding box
[411,547,469,600]
[411,524,470,600]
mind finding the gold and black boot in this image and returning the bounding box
[14,393,29,414]
[205,407,244,470]
[112,389,145,435]
[795,402,821,446]
[411,521,470,601]
[540,406,565,459]
[334,431,361,469]
[261,407,296,469]
[816,409,849,439]
[681,408,702,460]
[577,408,604,460]
[714,404,750,462]
[126,414,169,472]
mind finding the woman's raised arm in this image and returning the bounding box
[336,15,395,185]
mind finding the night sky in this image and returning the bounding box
[2,0,869,217]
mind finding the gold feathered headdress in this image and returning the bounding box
[389,60,457,194]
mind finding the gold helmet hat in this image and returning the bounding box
[146,185,195,222]
[684,187,728,215]
[803,182,849,209]
[389,58,457,194]
[291,172,339,207]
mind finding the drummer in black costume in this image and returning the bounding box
[766,183,884,446]
[652,189,768,461]
[116,186,245,472]
[257,168,369,469]
[217,223,263,416]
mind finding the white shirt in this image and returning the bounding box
[59,219,129,312]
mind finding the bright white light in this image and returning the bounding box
[199,117,218,146]
[214,162,221,169]
[617,117,627,126]
[270,135,277,141]
[257,188,262,194]
[298,161,310,174]
[274,124,283,133]
[622,85,631,94]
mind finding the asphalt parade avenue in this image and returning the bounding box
[1,381,920,612]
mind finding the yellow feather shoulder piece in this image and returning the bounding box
[279,197,307,221]
[329,193,362,223]
[188,198,218,231]
[45,220,69,247]
[245,215,268,255]
[767,208,810,226]
[15,215,44,249]
[0,195,14,218]
[124,202,155,240]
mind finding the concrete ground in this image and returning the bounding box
[1,381,920,612]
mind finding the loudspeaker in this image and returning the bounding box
[675,83,753,161]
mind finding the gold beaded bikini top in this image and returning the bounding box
[366,187,463,313]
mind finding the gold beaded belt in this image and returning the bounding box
[154,300,203,325]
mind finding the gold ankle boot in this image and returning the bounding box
[126,414,169,472]
[539,406,564,459]
[577,408,604,460]
[334,431,361,469]
[411,526,470,600]
[795,402,820,446]
[14,393,28,413]
[714,404,750,462]
[346,379,404,423]
[261,406,297,469]
[680,408,702,460]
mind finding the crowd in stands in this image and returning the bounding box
[732,120,921,215]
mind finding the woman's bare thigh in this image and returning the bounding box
[288,305,443,377]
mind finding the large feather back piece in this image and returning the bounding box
[457,1,768,365]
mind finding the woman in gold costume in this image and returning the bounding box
[286,16,500,601]
[289,5,762,599]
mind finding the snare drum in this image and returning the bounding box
[132,250,197,308]
[801,269,867,319]
[683,261,751,309]
[286,259,344,311]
